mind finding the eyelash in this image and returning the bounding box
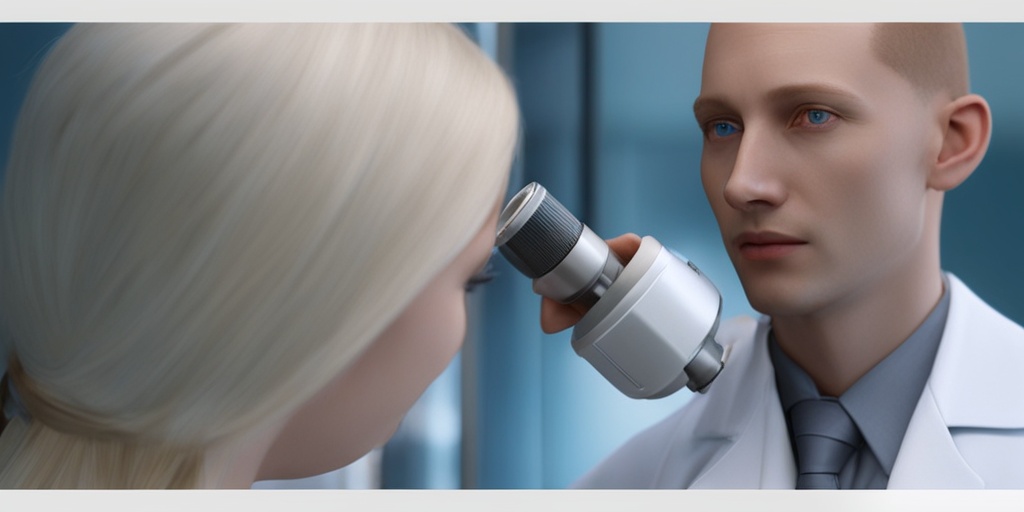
[465,263,497,293]
[791,107,839,129]
[701,106,839,140]
[702,120,742,140]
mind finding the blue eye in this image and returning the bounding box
[711,122,738,138]
[806,109,832,125]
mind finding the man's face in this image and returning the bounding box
[694,24,942,317]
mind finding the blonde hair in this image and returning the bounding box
[0,23,518,488]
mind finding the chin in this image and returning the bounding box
[737,274,820,318]
[376,416,405,448]
[274,447,369,481]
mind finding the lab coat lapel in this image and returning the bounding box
[663,274,1020,489]
[888,274,1024,488]
[887,385,983,488]
[928,274,1024,430]
[687,318,797,488]
[687,384,795,488]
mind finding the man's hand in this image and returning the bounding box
[539,233,643,333]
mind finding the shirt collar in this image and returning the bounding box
[769,277,951,475]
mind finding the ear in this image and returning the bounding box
[928,93,992,191]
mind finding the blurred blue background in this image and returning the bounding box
[2,22,1021,490]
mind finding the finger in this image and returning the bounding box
[538,233,642,333]
[606,233,643,265]
[540,297,587,334]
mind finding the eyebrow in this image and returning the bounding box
[691,95,732,122]
[693,82,864,120]
[764,82,862,105]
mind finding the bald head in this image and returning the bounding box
[871,23,969,99]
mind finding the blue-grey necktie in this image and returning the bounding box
[790,398,863,489]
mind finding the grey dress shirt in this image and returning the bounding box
[769,280,951,489]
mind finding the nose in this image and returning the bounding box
[722,127,787,212]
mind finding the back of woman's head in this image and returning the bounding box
[0,23,518,488]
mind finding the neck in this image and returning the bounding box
[771,243,945,398]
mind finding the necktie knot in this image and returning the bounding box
[790,398,863,489]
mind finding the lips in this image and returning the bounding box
[734,231,808,261]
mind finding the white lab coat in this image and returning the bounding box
[574,273,1024,489]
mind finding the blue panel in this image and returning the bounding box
[468,23,585,489]
[470,267,545,488]
[591,23,750,319]
[543,23,735,490]
[475,23,749,490]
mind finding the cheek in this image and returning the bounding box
[700,145,735,190]
[372,286,468,408]
[700,160,733,224]
[403,290,467,375]
[814,146,928,263]
[845,111,932,219]
[257,288,469,480]
[861,130,928,209]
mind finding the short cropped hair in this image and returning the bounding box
[871,23,970,99]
